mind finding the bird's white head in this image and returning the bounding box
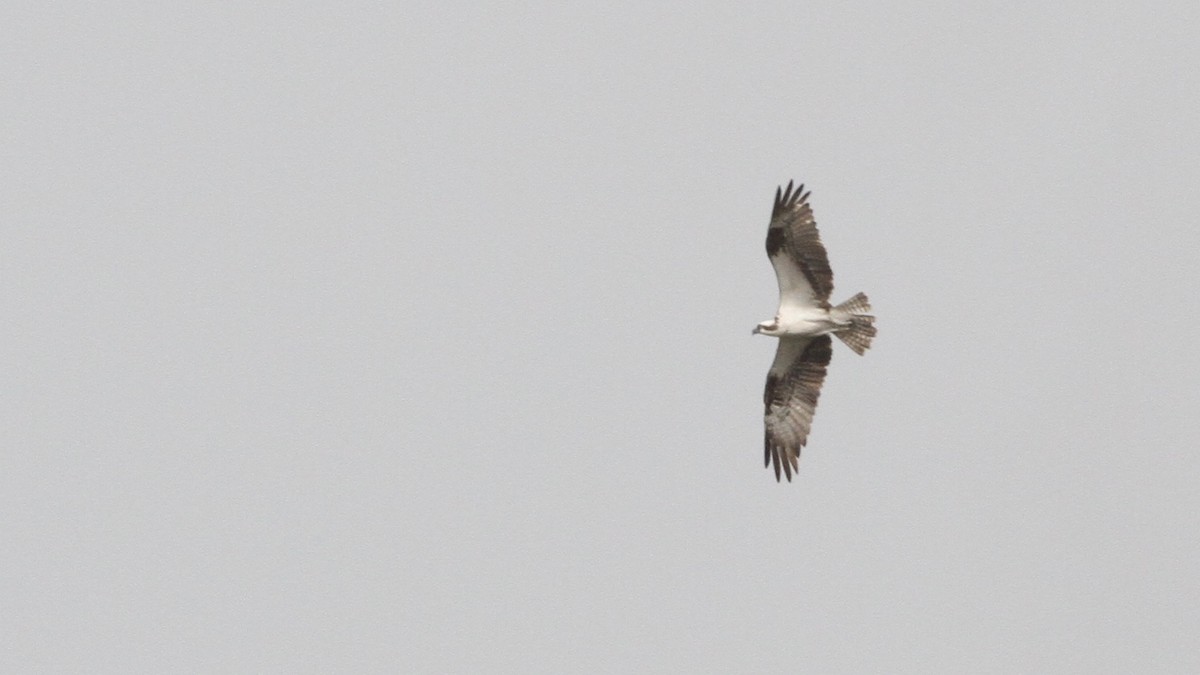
[753,319,781,337]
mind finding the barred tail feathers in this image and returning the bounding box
[832,292,875,355]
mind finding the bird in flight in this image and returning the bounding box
[752,180,876,481]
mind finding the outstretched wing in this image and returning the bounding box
[763,335,833,482]
[766,181,834,311]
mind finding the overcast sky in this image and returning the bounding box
[5,2,1200,672]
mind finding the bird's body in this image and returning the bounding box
[766,306,843,338]
[753,180,876,481]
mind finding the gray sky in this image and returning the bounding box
[5,2,1200,672]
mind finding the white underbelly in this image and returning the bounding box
[778,308,840,337]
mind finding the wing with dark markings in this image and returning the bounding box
[766,180,834,311]
[763,335,833,482]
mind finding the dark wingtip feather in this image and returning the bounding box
[779,180,809,210]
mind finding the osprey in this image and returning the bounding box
[753,180,876,481]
